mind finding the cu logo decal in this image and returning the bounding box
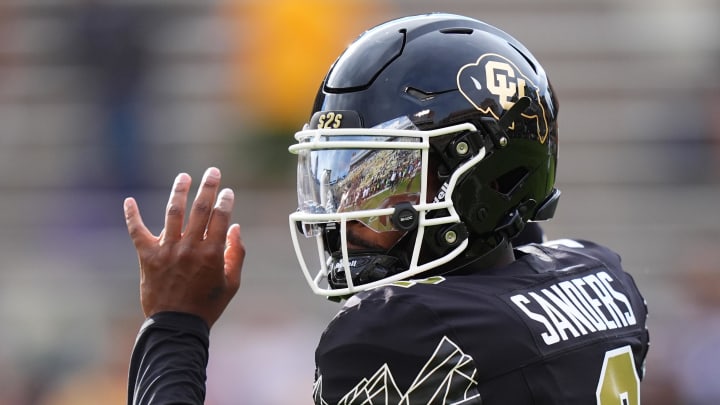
[457,53,550,144]
[484,60,527,110]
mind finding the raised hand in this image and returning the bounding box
[124,167,244,328]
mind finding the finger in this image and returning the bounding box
[206,188,234,245]
[224,223,245,290]
[162,173,192,243]
[186,167,221,239]
[124,197,155,249]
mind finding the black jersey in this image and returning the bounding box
[313,239,650,405]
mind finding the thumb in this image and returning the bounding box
[124,197,155,249]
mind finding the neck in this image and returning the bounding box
[492,241,516,268]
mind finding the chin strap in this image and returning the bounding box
[327,251,404,291]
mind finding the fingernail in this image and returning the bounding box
[219,188,234,200]
[206,167,220,179]
[215,188,233,209]
[175,172,189,183]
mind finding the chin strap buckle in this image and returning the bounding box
[496,209,524,241]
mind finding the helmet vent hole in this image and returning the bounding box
[440,27,474,35]
[406,86,434,101]
[495,167,529,195]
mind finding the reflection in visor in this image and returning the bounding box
[297,136,422,233]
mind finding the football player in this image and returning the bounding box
[125,13,649,405]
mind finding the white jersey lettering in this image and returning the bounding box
[510,271,637,346]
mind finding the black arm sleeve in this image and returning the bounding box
[127,312,210,405]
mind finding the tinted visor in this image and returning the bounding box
[296,134,423,233]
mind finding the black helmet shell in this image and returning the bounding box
[310,12,559,251]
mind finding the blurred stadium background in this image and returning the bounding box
[0,0,718,403]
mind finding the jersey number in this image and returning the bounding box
[596,346,640,405]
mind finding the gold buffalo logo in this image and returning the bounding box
[457,53,550,144]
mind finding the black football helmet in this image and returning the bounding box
[289,13,560,298]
